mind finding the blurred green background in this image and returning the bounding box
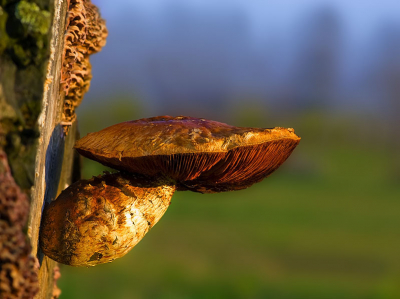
[57,99,400,299]
[57,1,400,298]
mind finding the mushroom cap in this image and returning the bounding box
[75,116,301,193]
[39,172,175,266]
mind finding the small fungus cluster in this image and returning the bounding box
[0,151,38,298]
[40,116,301,266]
[61,0,107,132]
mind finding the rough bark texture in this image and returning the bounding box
[0,150,39,299]
[0,0,54,191]
[1,0,106,296]
[0,0,74,298]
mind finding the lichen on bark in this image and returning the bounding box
[14,1,51,35]
[0,0,53,190]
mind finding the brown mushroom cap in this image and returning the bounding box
[75,116,300,193]
[39,172,175,266]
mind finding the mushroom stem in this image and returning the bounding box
[39,172,176,266]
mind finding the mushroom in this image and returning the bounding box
[39,172,175,266]
[40,115,300,266]
[75,115,301,193]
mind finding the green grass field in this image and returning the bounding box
[58,106,400,299]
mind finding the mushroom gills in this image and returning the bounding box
[180,137,300,193]
[74,116,301,193]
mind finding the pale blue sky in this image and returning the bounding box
[84,0,400,116]
[93,0,400,36]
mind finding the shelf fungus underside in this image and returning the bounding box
[75,116,301,193]
[39,173,176,266]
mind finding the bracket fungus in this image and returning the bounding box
[40,115,300,266]
[61,0,108,133]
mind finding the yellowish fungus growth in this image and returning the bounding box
[40,172,176,266]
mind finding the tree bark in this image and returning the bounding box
[1,0,106,296]
[1,0,73,298]
[27,1,71,297]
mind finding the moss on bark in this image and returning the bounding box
[0,0,53,190]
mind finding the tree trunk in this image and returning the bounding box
[27,1,72,298]
[1,0,106,296]
[1,0,73,298]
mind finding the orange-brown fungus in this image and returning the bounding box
[61,0,107,133]
[39,172,175,266]
[75,116,301,193]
